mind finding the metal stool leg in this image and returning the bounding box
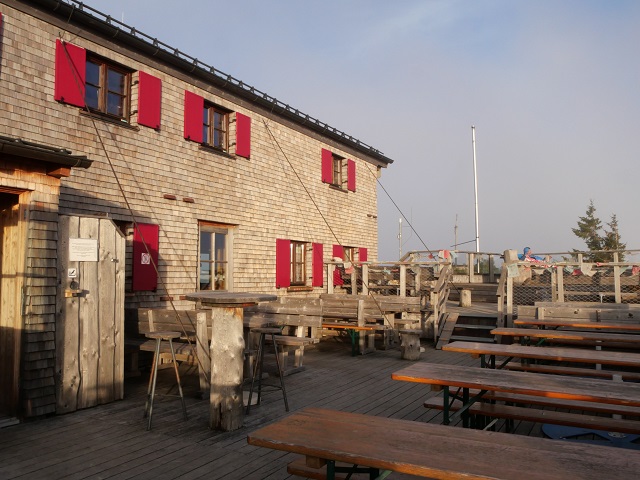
[246,331,265,414]
[168,338,188,421]
[270,333,289,411]
[144,337,162,430]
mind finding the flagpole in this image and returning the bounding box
[472,126,480,256]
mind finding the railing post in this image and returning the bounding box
[468,253,475,283]
[556,266,564,303]
[399,264,407,297]
[488,255,495,283]
[350,267,357,296]
[362,264,369,295]
[613,252,621,303]
[506,275,513,328]
[327,264,334,294]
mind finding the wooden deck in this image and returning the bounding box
[0,336,551,480]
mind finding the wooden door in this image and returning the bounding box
[56,216,125,413]
[0,193,27,416]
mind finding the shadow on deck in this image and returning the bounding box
[1,335,541,480]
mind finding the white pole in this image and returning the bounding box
[472,126,480,255]
[398,217,402,260]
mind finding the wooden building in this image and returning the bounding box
[0,0,394,419]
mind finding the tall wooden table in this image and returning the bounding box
[186,291,277,431]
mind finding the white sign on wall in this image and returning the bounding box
[69,238,98,262]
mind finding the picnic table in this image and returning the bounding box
[185,291,277,431]
[392,362,640,428]
[492,327,640,346]
[246,407,640,479]
[442,340,640,369]
[514,317,640,331]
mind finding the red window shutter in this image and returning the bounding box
[132,223,159,291]
[321,148,333,184]
[312,243,324,287]
[359,247,368,262]
[137,71,162,129]
[183,90,203,143]
[54,39,86,108]
[276,239,291,288]
[235,112,251,158]
[332,244,344,286]
[347,159,356,192]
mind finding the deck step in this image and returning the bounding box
[449,335,495,343]
[454,324,495,330]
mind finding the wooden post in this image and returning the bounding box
[362,264,369,295]
[556,266,565,303]
[400,329,421,360]
[488,255,495,283]
[459,289,471,307]
[506,275,513,328]
[327,264,334,294]
[210,307,245,431]
[613,252,621,304]
[399,265,406,297]
[196,311,210,396]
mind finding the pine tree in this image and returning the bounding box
[572,201,625,262]
[602,214,626,262]
[572,200,603,261]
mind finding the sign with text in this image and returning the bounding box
[69,238,98,262]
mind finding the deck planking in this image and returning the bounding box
[0,334,611,479]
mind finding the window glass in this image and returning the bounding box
[85,61,100,110]
[203,104,229,151]
[199,225,230,291]
[85,55,130,120]
[291,242,306,285]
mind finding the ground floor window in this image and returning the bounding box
[199,223,231,291]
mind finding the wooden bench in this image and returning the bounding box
[247,407,640,479]
[423,397,640,434]
[320,293,422,351]
[492,327,640,348]
[518,304,640,321]
[514,317,640,331]
[503,362,640,381]
[244,297,321,375]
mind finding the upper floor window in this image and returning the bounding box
[321,148,356,192]
[55,40,161,127]
[183,91,252,157]
[203,104,230,152]
[85,55,131,120]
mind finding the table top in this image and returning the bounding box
[247,407,640,480]
[392,362,640,407]
[442,340,640,368]
[185,291,277,306]
[492,327,640,343]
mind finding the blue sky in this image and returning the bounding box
[84,0,640,260]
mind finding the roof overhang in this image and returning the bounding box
[0,135,93,176]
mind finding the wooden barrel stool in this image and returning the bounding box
[143,331,188,430]
[246,327,289,414]
[399,328,422,360]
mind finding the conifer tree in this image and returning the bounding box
[572,200,624,262]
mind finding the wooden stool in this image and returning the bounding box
[144,331,188,430]
[246,327,289,414]
[399,329,422,360]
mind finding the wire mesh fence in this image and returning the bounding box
[505,249,640,311]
